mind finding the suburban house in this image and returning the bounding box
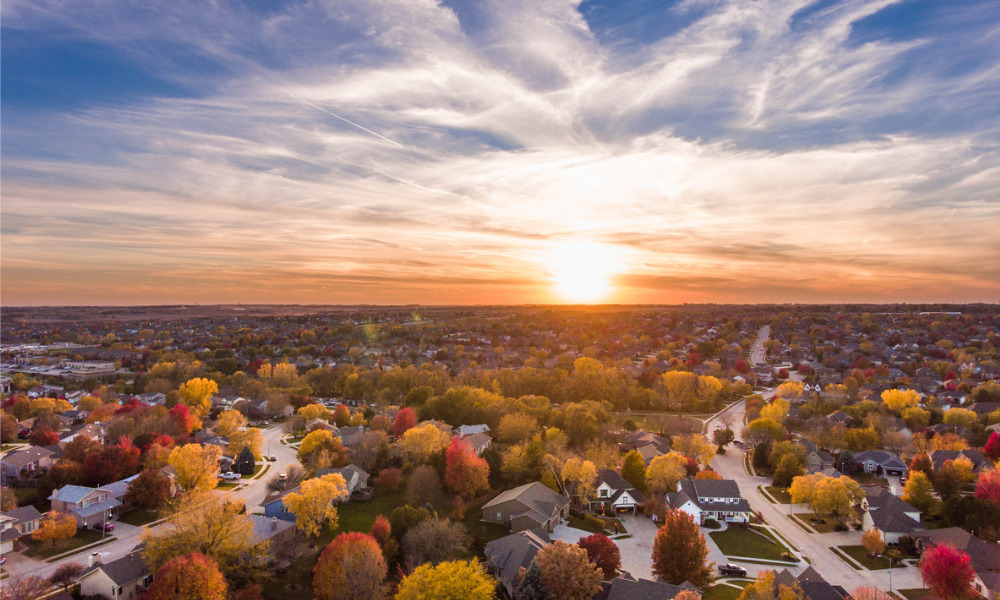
[590,469,646,514]
[666,478,752,525]
[483,529,550,597]
[263,488,299,523]
[774,566,849,600]
[455,424,490,436]
[461,431,493,455]
[912,528,1000,599]
[860,487,924,544]
[336,425,367,447]
[78,549,152,600]
[929,449,993,473]
[249,515,296,550]
[621,430,671,465]
[797,439,837,475]
[596,574,692,600]
[49,484,122,527]
[826,411,851,426]
[0,505,43,553]
[316,464,370,498]
[0,446,55,482]
[482,481,570,533]
[263,467,362,522]
[851,451,908,477]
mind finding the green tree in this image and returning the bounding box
[621,451,648,494]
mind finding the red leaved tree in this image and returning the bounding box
[169,404,198,436]
[920,544,977,600]
[144,552,228,600]
[984,433,1000,461]
[577,533,621,579]
[332,404,351,427]
[444,437,489,500]
[370,515,391,548]
[651,509,713,587]
[29,427,59,446]
[393,408,418,438]
[909,453,933,476]
[974,469,1000,507]
[313,532,387,600]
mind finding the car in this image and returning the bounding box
[718,563,747,577]
[268,455,277,462]
[93,522,115,532]
[220,472,241,481]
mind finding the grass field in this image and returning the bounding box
[796,513,842,534]
[838,545,894,570]
[118,509,160,527]
[704,584,745,600]
[764,486,792,503]
[710,526,795,561]
[23,529,105,559]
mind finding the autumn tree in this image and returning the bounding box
[313,532,387,600]
[920,544,977,600]
[332,404,351,427]
[168,443,221,492]
[297,429,349,472]
[32,511,77,546]
[445,437,490,499]
[902,471,937,513]
[298,403,332,422]
[215,409,247,438]
[125,468,173,510]
[943,408,978,430]
[882,389,920,412]
[909,453,933,476]
[737,570,803,600]
[562,458,598,503]
[760,397,791,424]
[621,450,648,493]
[984,433,1000,461]
[772,454,806,488]
[647,452,687,495]
[672,434,718,466]
[29,426,59,446]
[850,587,894,600]
[407,464,444,507]
[974,469,1000,507]
[399,422,451,464]
[651,509,713,587]
[389,505,431,541]
[1,573,50,600]
[228,427,263,460]
[713,427,735,450]
[577,533,621,579]
[395,559,495,600]
[535,540,603,600]
[283,473,350,540]
[744,418,786,449]
[402,517,470,569]
[936,457,975,499]
[144,552,228,600]
[861,527,885,558]
[1,486,17,511]
[49,562,85,591]
[179,377,218,419]
[516,560,549,600]
[497,412,537,444]
[393,407,418,437]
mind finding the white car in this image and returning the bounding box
[220,472,242,481]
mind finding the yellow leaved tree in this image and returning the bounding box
[282,473,349,539]
[179,377,218,419]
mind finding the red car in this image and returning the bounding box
[93,522,115,532]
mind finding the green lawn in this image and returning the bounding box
[897,590,936,600]
[217,481,239,490]
[795,513,842,534]
[23,529,105,559]
[337,487,407,534]
[568,514,605,534]
[704,584,745,600]
[118,509,160,527]
[765,486,792,503]
[838,545,895,570]
[12,487,50,513]
[710,526,796,562]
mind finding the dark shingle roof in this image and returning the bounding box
[605,577,685,600]
[87,550,150,587]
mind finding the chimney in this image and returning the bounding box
[89,551,102,567]
[271,517,277,530]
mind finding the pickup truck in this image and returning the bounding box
[718,563,747,577]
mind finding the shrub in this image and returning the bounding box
[702,518,721,529]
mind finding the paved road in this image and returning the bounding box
[749,325,770,366]
[1,424,296,587]
[707,400,924,594]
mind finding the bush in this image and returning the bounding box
[702,518,721,529]
[834,523,848,532]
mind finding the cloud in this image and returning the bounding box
[2,0,999,305]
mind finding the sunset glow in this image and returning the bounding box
[544,241,624,304]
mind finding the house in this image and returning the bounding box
[773,567,848,600]
[337,425,367,447]
[622,430,670,465]
[929,449,993,473]
[0,446,55,482]
[826,411,851,426]
[262,488,299,523]
[596,574,691,600]
[861,487,924,544]
[462,432,493,455]
[316,464,370,496]
[912,528,1000,599]
[482,481,570,533]
[797,439,835,474]
[304,418,336,432]
[248,515,296,550]
[666,478,752,525]
[455,424,490,436]
[78,549,152,600]
[852,450,908,477]
[590,470,646,514]
[484,529,550,598]
[0,506,43,553]
[100,474,140,509]
[49,485,122,527]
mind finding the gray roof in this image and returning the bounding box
[98,474,139,500]
[606,577,685,600]
[85,550,150,587]
[929,449,991,472]
[854,451,908,471]
[1,446,55,468]
[73,498,121,519]
[249,514,295,545]
[483,529,549,589]
[50,485,102,505]
[483,481,569,523]
[1,505,42,526]
[868,503,924,533]
[690,478,742,500]
[911,527,1000,573]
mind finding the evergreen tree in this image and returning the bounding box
[516,560,550,600]
[621,451,648,494]
[236,446,256,476]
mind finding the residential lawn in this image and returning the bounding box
[838,545,894,570]
[897,589,937,600]
[336,486,407,534]
[460,490,510,552]
[765,486,792,503]
[217,481,239,490]
[568,514,605,534]
[850,473,888,486]
[710,526,794,562]
[795,513,843,534]
[12,487,50,513]
[22,529,105,559]
[118,509,160,527]
[703,584,745,600]
[253,464,272,480]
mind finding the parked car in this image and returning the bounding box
[220,472,241,481]
[718,564,747,577]
[93,522,115,532]
[268,455,277,462]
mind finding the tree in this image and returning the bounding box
[389,505,431,541]
[935,458,974,499]
[402,517,470,569]
[647,453,687,495]
[985,432,1000,461]
[445,437,490,499]
[943,408,978,430]
[170,403,201,435]
[125,468,172,510]
[760,397,791,423]
[861,527,884,558]
[144,552,228,600]
[496,412,537,444]
[745,418,786,449]
[313,532,387,600]
[168,443,221,492]
[920,544,977,600]
[283,473,349,539]
[535,540,603,600]
[651,509,713,587]
[215,409,247,438]
[32,511,77,546]
[400,423,451,464]
[577,533,621,579]
[902,471,937,514]
[228,428,263,460]
[737,570,803,600]
[297,429,348,471]
[142,495,263,578]
[332,404,351,427]
[0,573,50,600]
[672,434,718,466]
[298,403,332,422]
[696,470,723,480]
[395,560,496,600]
[29,426,59,446]
[712,427,735,450]
[235,445,256,475]
[621,451,648,493]
[179,377,218,419]
[882,389,920,412]
[974,469,1000,507]
[813,476,864,523]
[407,464,444,507]
[902,407,931,429]
[1,486,18,511]
[375,467,403,490]
[562,458,598,503]
[49,562,85,591]
[850,587,895,600]
[772,454,806,488]
[515,560,549,600]
[909,453,933,476]
[393,407,418,437]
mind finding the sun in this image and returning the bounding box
[543,241,624,303]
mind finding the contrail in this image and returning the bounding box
[283,91,404,149]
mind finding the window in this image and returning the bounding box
[497,512,501,520]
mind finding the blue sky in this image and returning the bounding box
[2,0,999,305]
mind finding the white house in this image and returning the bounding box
[667,478,752,525]
[590,469,646,514]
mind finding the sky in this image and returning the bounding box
[2,0,1000,306]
